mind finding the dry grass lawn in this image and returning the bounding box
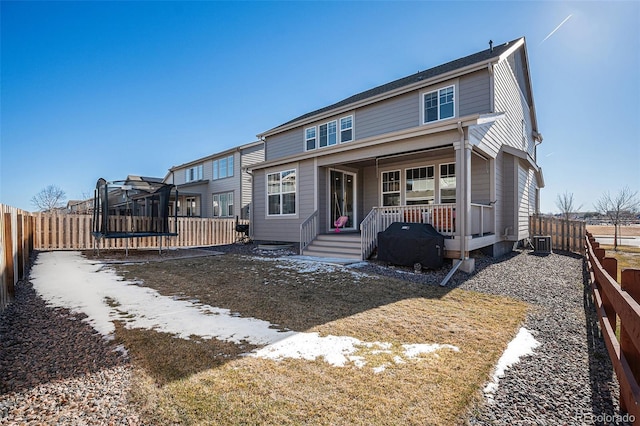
[598,244,640,282]
[111,254,528,425]
[587,224,640,237]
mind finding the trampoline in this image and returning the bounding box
[92,177,178,254]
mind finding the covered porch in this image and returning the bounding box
[300,138,498,261]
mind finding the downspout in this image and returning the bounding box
[440,122,467,286]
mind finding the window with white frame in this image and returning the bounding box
[305,115,353,150]
[439,163,456,203]
[381,170,401,206]
[267,169,296,215]
[305,127,316,151]
[213,155,234,180]
[185,165,204,183]
[185,196,199,216]
[319,121,337,148]
[406,166,435,205]
[423,85,455,124]
[340,116,353,143]
[212,192,234,217]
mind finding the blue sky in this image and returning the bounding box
[1,1,638,213]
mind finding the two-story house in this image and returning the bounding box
[164,140,264,219]
[250,37,544,272]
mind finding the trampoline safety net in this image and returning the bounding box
[92,177,178,240]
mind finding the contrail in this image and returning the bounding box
[540,14,573,44]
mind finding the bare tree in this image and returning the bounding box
[555,191,583,221]
[31,185,67,212]
[594,186,640,250]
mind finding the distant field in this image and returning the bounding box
[586,225,640,237]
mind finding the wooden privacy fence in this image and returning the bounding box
[586,232,640,421]
[1,205,250,312]
[33,213,248,250]
[530,214,586,253]
[1,205,35,312]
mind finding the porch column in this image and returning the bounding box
[453,133,474,273]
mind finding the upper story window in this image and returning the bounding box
[319,121,337,148]
[267,169,296,215]
[422,85,455,124]
[213,155,234,180]
[305,115,353,151]
[340,116,353,143]
[305,127,316,150]
[185,165,204,183]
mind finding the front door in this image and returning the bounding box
[330,170,356,231]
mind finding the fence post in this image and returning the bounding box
[602,257,618,331]
[3,213,14,297]
[620,268,640,415]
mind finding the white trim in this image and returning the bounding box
[251,113,484,172]
[212,191,235,218]
[305,126,317,151]
[339,115,354,143]
[405,165,436,205]
[420,84,457,125]
[328,169,357,231]
[380,169,401,206]
[439,162,456,204]
[265,166,298,218]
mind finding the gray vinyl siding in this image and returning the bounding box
[252,160,315,243]
[240,144,265,219]
[318,167,327,233]
[362,165,378,217]
[494,151,504,238]
[459,70,491,117]
[501,153,516,238]
[207,153,240,218]
[481,49,535,158]
[266,130,303,161]
[517,161,535,240]
[354,92,418,140]
[266,77,488,162]
[470,154,491,204]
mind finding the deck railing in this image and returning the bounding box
[299,210,319,254]
[360,204,478,260]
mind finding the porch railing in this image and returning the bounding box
[359,203,494,260]
[360,208,378,260]
[360,204,457,260]
[299,210,319,254]
[470,203,494,237]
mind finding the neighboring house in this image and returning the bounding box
[250,37,544,270]
[66,199,94,214]
[100,175,167,216]
[164,141,265,219]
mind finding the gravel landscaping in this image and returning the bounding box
[0,244,630,425]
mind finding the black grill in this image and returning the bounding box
[377,222,445,270]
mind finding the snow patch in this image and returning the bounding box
[30,251,459,372]
[483,327,540,402]
[30,251,296,345]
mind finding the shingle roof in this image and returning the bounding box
[271,38,522,131]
